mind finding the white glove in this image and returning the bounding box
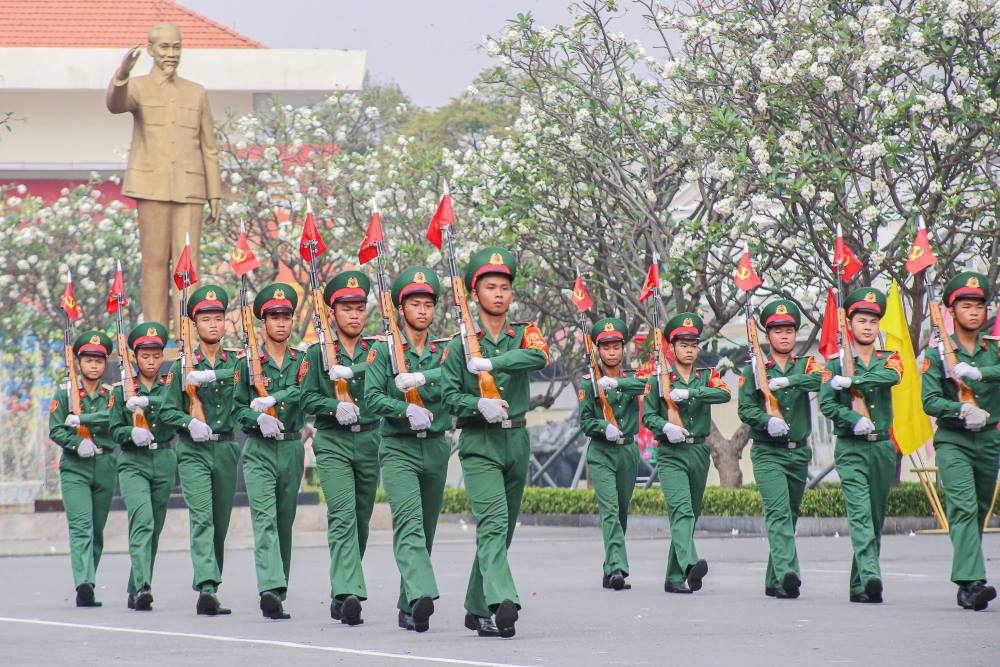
[256,412,284,438]
[669,388,689,402]
[605,423,623,441]
[77,439,98,457]
[662,422,690,443]
[250,396,277,412]
[328,364,354,381]
[830,375,852,390]
[131,427,154,447]
[596,376,619,391]
[477,397,509,423]
[188,418,214,442]
[952,362,983,382]
[767,417,790,437]
[406,403,434,431]
[768,377,791,390]
[395,372,427,392]
[126,396,149,413]
[960,403,990,430]
[186,370,217,386]
[467,357,494,374]
[852,417,876,436]
[64,414,81,428]
[336,401,361,425]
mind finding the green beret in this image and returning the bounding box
[188,284,229,316]
[253,283,298,319]
[944,271,989,306]
[664,312,703,342]
[590,317,628,344]
[391,266,440,306]
[759,299,801,329]
[73,330,113,357]
[464,246,517,291]
[845,287,886,318]
[128,321,168,351]
[324,270,371,306]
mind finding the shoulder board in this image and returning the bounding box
[102,383,115,391]
[984,335,1000,342]
[223,347,242,354]
[291,342,310,353]
[579,374,592,383]
[364,335,387,342]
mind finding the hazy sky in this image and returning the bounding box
[184,0,654,108]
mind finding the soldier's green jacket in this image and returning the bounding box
[161,348,239,434]
[643,368,731,443]
[819,352,902,436]
[922,334,1000,432]
[300,338,379,429]
[233,346,307,436]
[441,321,550,424]
[737,355,825,442]
[48,384,116,453]
[364,335,450,437]
[578,370,646,443]
[109,375,178,447]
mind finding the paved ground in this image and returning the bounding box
[1,526,998,666]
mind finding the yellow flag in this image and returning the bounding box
[883,280,933,455]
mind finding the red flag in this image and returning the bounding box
[905,224,936,275]
[834,226,862,282]
[61,271,80,320]
[992,309,1000,338]
[818,287,839,360]
[733,244,763,292]
[358,205,383,265]
[229,228,259,277]
[570,275,593,312]
[106,262,127,314]
[426,189,454,249]
[298,200,327,261]
[638,263,659,303]
[172,235,198,289]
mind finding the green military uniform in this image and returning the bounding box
[300,270,380,620]
[365,266,450,628]
[48,331,117,605]
[921,272,1000,609]
[109,322,178,607]
[232,283,306,610]
[160,285,240,596]
[577,318,645,588]
[818,288,902,602]
[737,300,824,597]
[643,313,731,592]
[441,247,550,637]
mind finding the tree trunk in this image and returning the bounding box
[708,422,750,488]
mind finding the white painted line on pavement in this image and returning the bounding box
[0,617,538,667]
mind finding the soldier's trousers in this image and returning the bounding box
[380,433,450,613]
[176,436,240,591]
[459,425,530,618]
[118,447,177,596]
[313,427,381,601]
[658,441,710,585]
[243,436,304,597]
[834,437,894,596]
[60,452,117,588]
[750,443,811,591]
[587,440,639,577]
[935,430,1000,586]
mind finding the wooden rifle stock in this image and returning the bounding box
[653,328,685,427]
[64,334,93,439]
[746,316,785,419]
[582,329,618,428]
[240,301,278,418]
[378,288,424,407]
[836,304,873,419]
[311,287,354,403]
[928,296,978,405]
[452,276,501,400]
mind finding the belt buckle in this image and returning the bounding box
[149,442,158,451]
[866,433,878,442]
[684,437,694,444]
[417,431,427,439]
[274,433,286,441]
[788,442,797,449]
[615,437,624,445]
[351,424,361,433]
[500,419,512,429]
[208,434,220,441]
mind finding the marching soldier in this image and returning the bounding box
[109,322,178,611]
[49,330,118,608]
[441,247,550,639]
[301,270,380,627]
[819,288,901,603]
[232,283,306,620]
[644,312,731,594]
[737,300,825,599]
[161,284,239,615]
[365,266,450,633]
[921,272,999,611]
[577,317,645,592]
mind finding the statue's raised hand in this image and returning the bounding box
[116,45,142,82]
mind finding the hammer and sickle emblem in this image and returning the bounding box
[908,245,923,261]
[736,266,751,280]
[232,248,248,262]
[573,288,585,300]
[63,296,76,308]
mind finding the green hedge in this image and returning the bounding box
[430,483,944,518]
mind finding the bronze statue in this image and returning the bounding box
[107,22,222,329]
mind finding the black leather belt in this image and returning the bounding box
[257,432,301,441]
[460,418,527,431]
[332,422,380,433]
[758,440,805,449]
